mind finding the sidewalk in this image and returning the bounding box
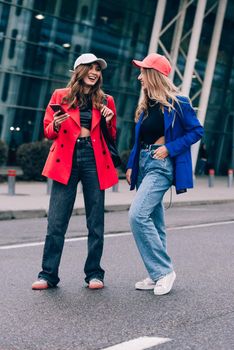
[0,176,234,220]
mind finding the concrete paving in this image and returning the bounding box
[0,176,234,220]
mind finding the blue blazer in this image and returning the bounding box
[127,96,204,193]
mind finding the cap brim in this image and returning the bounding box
[132,59,150,68]
[95,58,107,70]
[72,58,107,71]
[85,58,107,70]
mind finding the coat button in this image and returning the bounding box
[56,159,60,162]
[107,165,110,169]
[61,144,64,147]
[103,150,106,155]
[63,130,67,134]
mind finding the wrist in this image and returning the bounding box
[53,120,60,133]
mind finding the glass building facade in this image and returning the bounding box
[0,0,233,174]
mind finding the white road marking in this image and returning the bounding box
[0,232,131,250]
[0,220,233,250]
[167,220,234,230]
[102,336,171,350]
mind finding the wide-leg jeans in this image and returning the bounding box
[129,149,174,281]
[38,138,105,286]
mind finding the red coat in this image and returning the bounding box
[42,88,118,190]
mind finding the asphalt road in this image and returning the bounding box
[1,202,234,246]
[0,203,234,350]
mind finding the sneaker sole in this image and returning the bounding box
[32,283,49,290]
[135,285,155,290]
[88,283,104,290]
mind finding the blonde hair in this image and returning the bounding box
[135,68,183,122]
[62,64,105,109]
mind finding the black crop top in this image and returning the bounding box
[79,95,92,130]
[140,101,164,144]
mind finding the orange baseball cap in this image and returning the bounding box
[132,53,171,77]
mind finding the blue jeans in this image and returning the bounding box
[38,138,105,286]
[129,149,174,281]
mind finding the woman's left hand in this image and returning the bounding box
[101,105,114,122]
[152,145,169,159]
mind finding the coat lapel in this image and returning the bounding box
[135,112,143,139]
[164,106,175,134]
[91,108,101,131]
[67,106,81,128]
[66,104,101,131]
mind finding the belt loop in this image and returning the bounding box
[140,143,161,151]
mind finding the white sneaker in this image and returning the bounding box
[135,277,156,290]
[32,279,49,290]
[154,271,176,295]
[88,279,104,290]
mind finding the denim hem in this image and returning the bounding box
[150,268,173,282]
[38,273,59,287]
[85,274,104,283]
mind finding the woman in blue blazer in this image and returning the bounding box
[126,53,203,295]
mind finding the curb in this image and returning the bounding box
[0,199,234,220]
[0,209,47,220]
[164,198,234,207]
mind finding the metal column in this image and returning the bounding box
[137,0,167,101]
[181,0,207,95]
[148,0,167,53]
[192,0,228,169]
[170,0,188,81]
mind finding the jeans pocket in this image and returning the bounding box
[149,150,156,159]
[149,150,166,162]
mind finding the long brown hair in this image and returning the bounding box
[135,68,184,122]
[62,64,105,109]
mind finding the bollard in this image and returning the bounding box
[227,169,233,187]
[112,182,119,192]
[47,178,53,195]
[208,169,215,187]
[8,169,16,195]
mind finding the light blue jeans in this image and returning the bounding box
[129,148,174,281]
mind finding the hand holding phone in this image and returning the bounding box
[49,104,69,132]
[50,104,66,116]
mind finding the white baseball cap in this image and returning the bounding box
[70,53,107,71]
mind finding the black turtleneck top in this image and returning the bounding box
[140,101,164,144]
[78,94,92,130]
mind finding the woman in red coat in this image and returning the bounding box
[32,53,118,290]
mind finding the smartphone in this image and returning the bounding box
[50,104,66,116]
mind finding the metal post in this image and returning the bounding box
[192,0,228,170]
[47,178,53,195]
[112,183,119,192]
[181,0,207,95]
[208,169,215,187]
[148,0,167,53]
[232,114,234,170]
[8,169,16,195]
[227,169,233,188]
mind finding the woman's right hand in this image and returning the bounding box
[53,111,70,132]
[126,169,132,185]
